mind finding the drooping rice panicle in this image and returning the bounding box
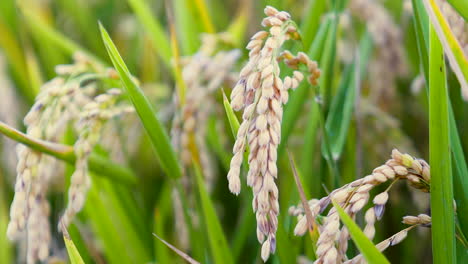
[6,53,134,264]
[290,149,431,263]
[227,6,320,261]
[60,88,133,228]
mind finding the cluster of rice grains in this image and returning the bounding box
[227,6,320,261]
[6,53,133,263]
[289,149,431,264]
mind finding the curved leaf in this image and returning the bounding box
[99,23,183,179]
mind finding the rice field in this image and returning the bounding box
[0,0,467,263]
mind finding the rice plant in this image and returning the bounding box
[0,0,467,263]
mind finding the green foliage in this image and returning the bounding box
[100,23,182,179]
[63,232,85,264]
[428,23,456,264]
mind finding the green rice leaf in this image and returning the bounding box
[173,0,201,54]
[332,200,390,264]
[300,0,327,48]
[63,228,85,264]
[99,23,183,179]
[413,0,468,238]
[321,33,372,160]
[428,23,456,264]
[449,105,468,238]
[222,90,240,138]
[193,163,234,264]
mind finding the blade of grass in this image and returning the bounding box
[428,23,456,264]
[413,0,468,238]
[62,225,86,264]
[222,90,240,138]
[193,163,234,264]
[288,152,314,232]
[315,86,340,188]
[300,0,327,48]
[96,176,153,262]
[321,33,372,160]
[0,120,136,184]
[423,0,468,100]
[153,233,201,264]
[317,16,338,109]
[332,200,390,264]
[84,180,135,264]
[207,117,230,170]
[127,0,172,67]
[449,105,468,237]
[173,0,201,54]
[99,23,183,179]
[153,184,172,264]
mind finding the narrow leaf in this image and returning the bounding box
[222,90,240,138]
[322,33,372,160]
[62,226,85,264]
[288,151,314,232]
[99,23,183,179]
[332,200,390,264]
[428,23,456,264]
[153,233,201,264]
[193,163,234,264]
[300,0,328,48]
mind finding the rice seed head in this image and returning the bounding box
[289,149,433,262]
[7,53,134,264]
[225,6,322,261]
